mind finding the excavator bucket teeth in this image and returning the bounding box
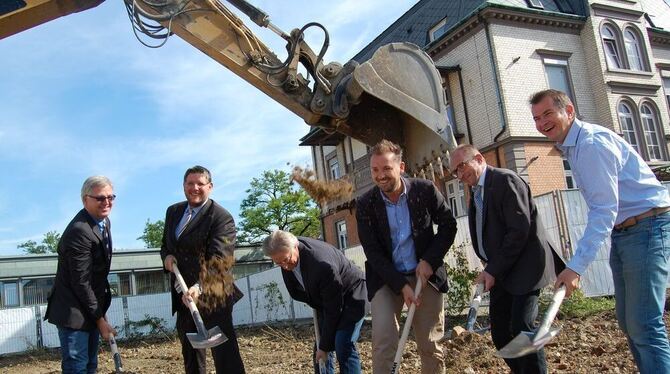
[347,42,457,170]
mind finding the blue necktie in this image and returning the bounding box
[473,185,487,261]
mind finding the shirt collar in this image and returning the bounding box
[477,166,487,188]
[379,177,407,204]
[557,119,582,152]
[187,199,208,214]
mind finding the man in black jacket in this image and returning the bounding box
[450,144,564,373]
[45,175,117,374]
[161,165,245,374]
[356,140,457,374]
[262,230,367,374]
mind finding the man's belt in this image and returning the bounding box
[614,206,670,230]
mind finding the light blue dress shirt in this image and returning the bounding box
[557,119,670,275]
[381,178,418,273]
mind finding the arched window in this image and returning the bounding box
[640,103,663,161]
[618,102,640,155]
[602,24,623,69]
[624,28,644,71]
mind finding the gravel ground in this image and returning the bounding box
[2,309,666,373]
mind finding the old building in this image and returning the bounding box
[303,0,670,248]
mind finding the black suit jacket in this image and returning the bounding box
[281,237,367,352]
[160,199,238,316]
[356,177,457,301]
[45,209,112,331]
[468,166,565,295]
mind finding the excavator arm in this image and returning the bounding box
[0,0,457,176]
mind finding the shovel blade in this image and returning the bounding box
[495,327,561,359]
[187,326,228,349]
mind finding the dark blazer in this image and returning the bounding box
[356,177,457,301]
[45,209,112,331]
[281,237,367,352]
[160,199,239,315]
[468,166,565,295]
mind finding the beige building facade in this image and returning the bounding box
[302,0,670,249]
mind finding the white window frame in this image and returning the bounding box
[562,158,577,189]
[429,18,448,42]
[640,103,663,161]
[445,179,466,217]
[335,220,348,250]
[542,56,576,103]
[618,102,641,156]
[601,24,623,69]
[624,28,644,71]
[327,156,340,180]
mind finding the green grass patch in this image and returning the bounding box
[539,288,615,319]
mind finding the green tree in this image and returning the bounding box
[238,169,321,244]
[137,219,165,248]
[18,230,61,254]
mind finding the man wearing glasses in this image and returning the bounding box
[161,165,245,374]
[356,139,457,374]
[45,175,117,374]
[449,144,563,373]
[262,230,367,374]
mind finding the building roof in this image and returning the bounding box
[351,0,587,63]
[0,245,267,279]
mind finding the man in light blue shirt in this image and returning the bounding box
[530,89,670,373]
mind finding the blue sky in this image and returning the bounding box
[0,0,416,255]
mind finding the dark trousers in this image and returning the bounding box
[176,301,245,374]
[490,287,546,374]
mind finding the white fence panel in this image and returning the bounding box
[0,307,36,354]
[560,190,614,297]
[126,293,175,335]
[232,278,252,326]
[39,305,59,348]
[247,268,291,324]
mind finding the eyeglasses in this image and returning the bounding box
[87,194,116,203]
[450,157,474,178]
[274,250,293,267]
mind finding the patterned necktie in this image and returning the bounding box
[177,208,193,238]
[473,185,487,261]
[99,220,111,255]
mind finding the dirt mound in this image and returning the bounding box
[1,310,664,373]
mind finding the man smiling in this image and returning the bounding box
[530,89,670,373]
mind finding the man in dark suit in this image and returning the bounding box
[356,139,457,374]
[45,175,117,374]
[449,144,564,374]
[262,230,367,374]
[161,165,245,374]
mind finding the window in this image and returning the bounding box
[663,76,670,112]
[562,159,577,189]
[1,281,19,308]
[640,103,663,161]
[618,102,641,155]
[526,0,544,9]
[617,100,666,162]
[22,278,53,305]
[446,179,466,217]
[543,57,575,102]
[135,271,170,295]
[335,220,348,250]
[327,156,340,180]
[429,18,448,42]
[601,24,623,69]
[624,29,644,71]
[108,273,132,297]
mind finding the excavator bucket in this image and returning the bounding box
[345,42,457,172]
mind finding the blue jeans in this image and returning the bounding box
[313,317,364,374]
[610,212,670,374]
[57,326,100,374]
